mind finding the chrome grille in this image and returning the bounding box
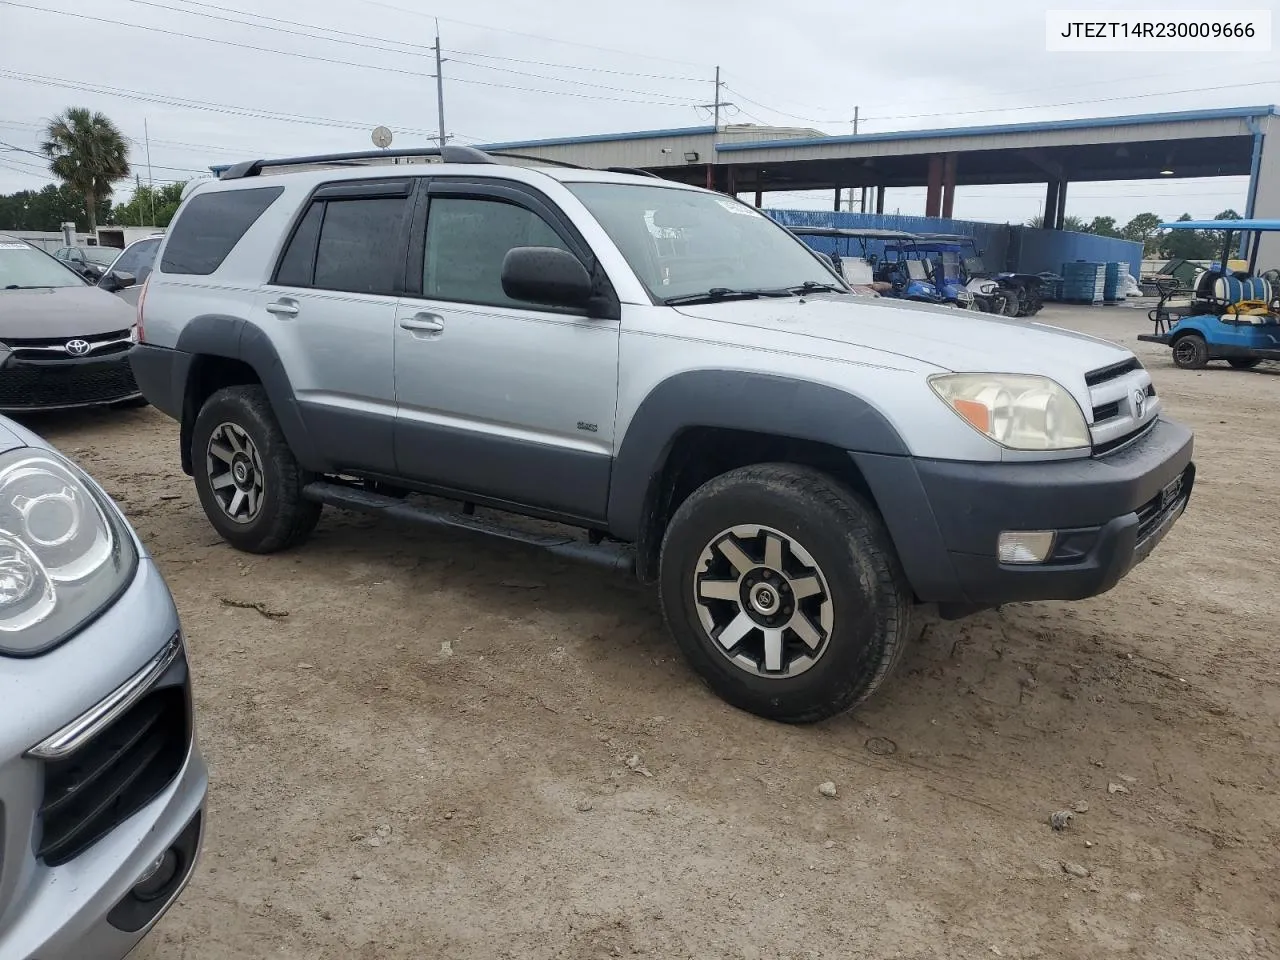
[1,330,133,361]
[1086,359,1160,454]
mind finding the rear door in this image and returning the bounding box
[257,178,414,475]
[392,178,620,522]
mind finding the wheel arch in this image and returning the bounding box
[175,315,321,475]
[607,370,914,584]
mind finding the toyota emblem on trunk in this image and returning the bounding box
[65,339,91,356]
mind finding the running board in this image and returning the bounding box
[301,481,636,574]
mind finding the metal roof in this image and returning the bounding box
[1160,218,1280,231]
[716,105,1278,152]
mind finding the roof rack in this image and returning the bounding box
[605,166,662,179]
[219,144,495,180]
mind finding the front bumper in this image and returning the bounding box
[0,350,141,412]
[0,561,208,960]
[855,416,1194,608]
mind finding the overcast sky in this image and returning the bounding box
[0,0,1275,226]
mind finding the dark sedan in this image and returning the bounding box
[0,236,145,412]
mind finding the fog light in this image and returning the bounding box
[998,530,1055,564]
[132,849,180,902]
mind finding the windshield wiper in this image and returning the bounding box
[788,281,846,295]
[662,286,795,306]
[4,284,55,290]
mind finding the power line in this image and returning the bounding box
[0,70,439,136]
[445,53,701,100]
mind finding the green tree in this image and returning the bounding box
[106,178,187,227]
[1122,212,1163,256]
[1161,213,1214,260]
[1086,215,1122,238]
[0,184,111,231]
[1025,214,1089,231]
[41,107,130,233]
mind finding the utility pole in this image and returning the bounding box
[696,66,733,135]
[852,106,859,135]
[433,20,448,147]
[144,118,155,227]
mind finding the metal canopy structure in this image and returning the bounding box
[475,105,1277,229]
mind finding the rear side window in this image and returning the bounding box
[274,195,408,296]
[161,186,283,275]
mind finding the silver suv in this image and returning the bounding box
[129,146,1194,723]
[0,416,207,960]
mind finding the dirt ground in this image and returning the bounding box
[30,303,1280,959]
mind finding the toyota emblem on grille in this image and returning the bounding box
[1133,388,1146,418]
[64,339,91,357]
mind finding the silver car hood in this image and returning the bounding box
[0,285,137,338]
[673,295,1132,376]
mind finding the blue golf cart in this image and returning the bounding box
[1138,219,1280,370]
[785,225,916,295]
[878,235,975,309]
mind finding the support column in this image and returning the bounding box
[1055,180,1069,230]
[925,155,944,217]
[1043,180,1060,229]
[833,187,843,212]
[754,189,762,208]
[705,164,714,191]
[876,185,886,214]
[941,154,958,219]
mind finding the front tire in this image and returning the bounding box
[191,385,321,553]
[1172,333,1209,370]
[658,464,912,724]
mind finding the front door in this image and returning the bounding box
[393,181,620,522]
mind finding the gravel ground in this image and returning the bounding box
[28,303,1280,959]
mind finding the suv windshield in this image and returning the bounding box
[0,242,86,289]
[566,182,844,303]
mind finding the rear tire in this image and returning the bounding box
[658,463,912,724]
[1228,358,1261,370]
[1172,333,1209,370]
[191,385,321,553]
[1001,288,1022,316]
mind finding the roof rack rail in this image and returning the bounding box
[485,151,586,170]
[605,166,662,179]
[219,144,495,180]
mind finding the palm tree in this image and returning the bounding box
[41,108,130,233]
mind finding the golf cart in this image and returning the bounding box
[785,226,912,296]
[878,235,975,309]
[1138,218,1280,370]
[914,233,1057,317]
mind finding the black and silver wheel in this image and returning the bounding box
[659,463,912,724]
[191,385,321,553]
[1172,333,1208,370]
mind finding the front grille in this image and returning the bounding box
[1093,417,1157,456]
[1085,358,1140,386]
[1093,400,1121,423]
[0,355,138,408]
[37,685,189,867]
[3,329,133,361]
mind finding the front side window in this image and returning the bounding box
[565,182,842,303]
[110,238,161,282]
[0,242,86,289]
[422,196,571,308]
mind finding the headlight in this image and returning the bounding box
[0,449,137,656]
[929,374,1090,451]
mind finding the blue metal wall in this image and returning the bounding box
[1011,229,1144,279]
[765,209,1012,270]
[766,208,1144,280]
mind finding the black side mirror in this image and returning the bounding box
[102,271,136,292]
[501,246,592,309]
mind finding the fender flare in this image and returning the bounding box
[606,369,910,545]
[175,315,323,474]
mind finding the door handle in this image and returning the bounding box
[399,314,445,333]
[265,299,299,318]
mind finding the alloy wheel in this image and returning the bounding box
[692,524,834,678]
[206,422,265,524]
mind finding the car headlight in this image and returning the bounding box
[0,449,137,656]
[929,373,1090,451]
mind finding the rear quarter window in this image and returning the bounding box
[160,186,284,276]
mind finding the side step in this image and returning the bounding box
[301,481,636,574]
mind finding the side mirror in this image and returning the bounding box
[102,270,136,292]
[501,246,592,309]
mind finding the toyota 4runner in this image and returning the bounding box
[128,146,1194,723]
